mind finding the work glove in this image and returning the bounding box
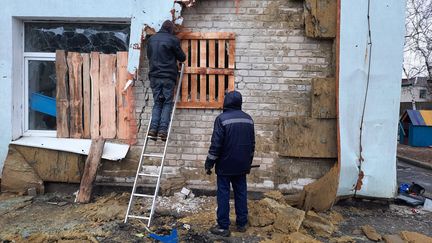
[205,157,215,175]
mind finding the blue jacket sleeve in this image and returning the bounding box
[206,116,224,167]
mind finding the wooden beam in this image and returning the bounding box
[99,54,117,139]
[181,40,189,103]
[199,40,207,102]
[90,52,100,139]
[184,67,234,75]
[218,40,226,102]
[177,32,235,40]
[208,40,216,103]
[76,137,106,203]
[55,50,69,138]
[177,101,223,109]
[82,53,91,138]
[67,52,83,138]
[190,40,198,102]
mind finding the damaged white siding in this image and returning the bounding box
[337,0,405,198]
[0,0,184,176]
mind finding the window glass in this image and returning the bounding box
[28,60,56,130]
[25,23,130,53]
[420,89,427,99]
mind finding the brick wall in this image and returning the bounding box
[107,0,335,193]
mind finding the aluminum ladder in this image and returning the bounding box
[124,63,185,227]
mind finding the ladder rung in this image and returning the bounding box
[143,153,164,158]
[133,193,154,198]
[138,173,159,177]
[128,215,150,220]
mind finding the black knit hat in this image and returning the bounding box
[161,20,174,34]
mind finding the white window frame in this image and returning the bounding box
[23,52,56,137]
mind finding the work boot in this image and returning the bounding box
[209,225,230,237]
[158,131,168,142]
[148,130,157,141]
[236,225,247,233]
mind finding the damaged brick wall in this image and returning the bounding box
[99,0,335,193]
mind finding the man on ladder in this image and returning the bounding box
[146,20,186,141]
[124,20,185,226]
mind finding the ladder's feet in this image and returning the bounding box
[149,130,158,141]
[158,131,168,142]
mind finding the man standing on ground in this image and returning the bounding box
[205,90,255,237]
[147,20,186,141]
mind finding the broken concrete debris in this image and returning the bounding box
[400,231,432,243]
[383,234,405,243]
[302,211,336,237]
[361,225,382,242]
[174,187,195,200]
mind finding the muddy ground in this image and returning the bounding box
[1,189,431,243]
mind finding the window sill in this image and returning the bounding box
[10,136,129,161]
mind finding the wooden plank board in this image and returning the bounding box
[311,78,336,118]
[228,39,235,69]
[208,40,216,103]
[76,137,105,203]
[228,75,235,92]
[66,52,83,138]
[199,40,207,102]
[82,53,91,138]
[55,50,69,138]
[181,40,189,102]
[190,40,198,102]
[278,117,337,158]
[99,54,117,139]
[177,101,223,109]
[218,40,226,102]
[184,67,234,75]
[90,52,100,139]
[116,52,130,140]
[177,32,235,40]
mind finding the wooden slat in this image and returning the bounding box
[228,39,235,69]
[208,40,216,103]
[311,78,336,118]
[199,40,207,102]
[55,50,69,138]
[184,67,234,75]
[181,40,189,102]
[177,101,223,109]
[90,52,100,139]
[66,52,83,138]
[228,75,235,92]
[190,40,198,102]
[99,54,117,139]
[177,32,235,40]
[218,40,226,102]
[82,53,91,138]
[116,52,130,140]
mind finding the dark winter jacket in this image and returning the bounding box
[146,28,186,81]
[206,91,256,175]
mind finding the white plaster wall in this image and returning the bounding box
[338,0,405,198]
[0,0,178,176]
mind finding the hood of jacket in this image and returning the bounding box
[223,91,242,111]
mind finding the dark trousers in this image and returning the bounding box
[149,77,175,132]
[216,174,248,229]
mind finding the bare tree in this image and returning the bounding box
[404,0,432,84]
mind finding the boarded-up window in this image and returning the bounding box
[176,32,235,109]
[55,50,137,144]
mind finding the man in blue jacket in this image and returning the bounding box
[205,90,255,237]
[146,20,186,141]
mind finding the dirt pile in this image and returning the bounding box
[77,192,128,222]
